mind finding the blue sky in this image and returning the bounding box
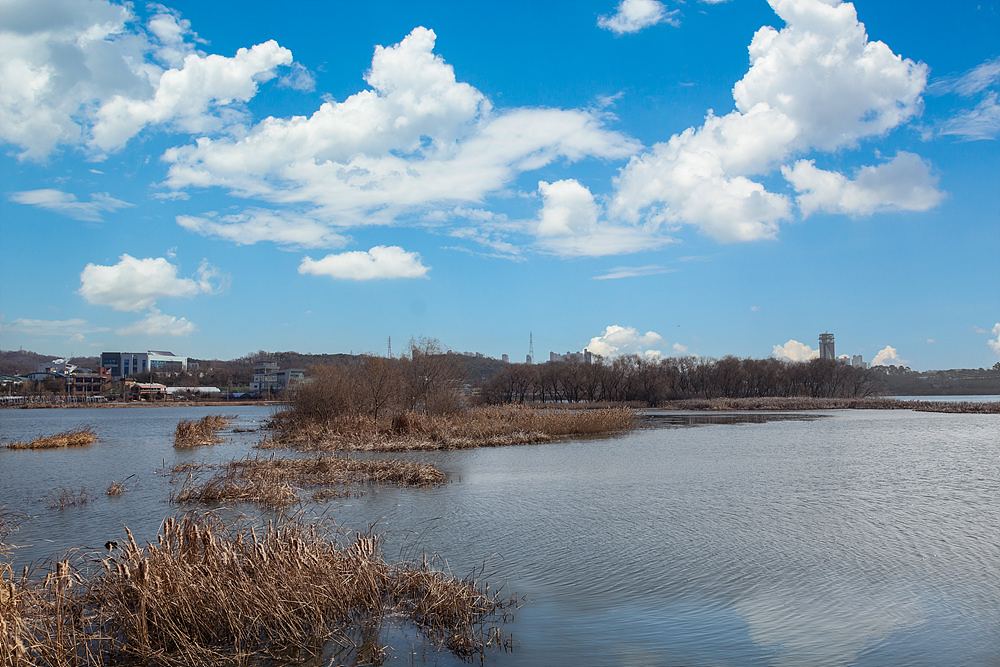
[1,0,998,370]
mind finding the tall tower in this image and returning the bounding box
[527,332,534,364]
[819,332,835,360]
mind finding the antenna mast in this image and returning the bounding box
[387,336,392,358]
[528,331,534,364]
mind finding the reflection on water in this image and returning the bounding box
[1,406,999,666]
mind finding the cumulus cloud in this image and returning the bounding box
[586,325,664,358]
[610,0,934,242]
[91,40,291,151]
[298,246,429,280]
[10,189,132,222]
[871,345,907,366]
[535,179,673,256]
[177,210,349,249]
[773,339,819,362]
[783,152,944,216]
[162,27,638,244]
[989,323,1000,356]
[115,309,196,337]
[598,0,678,34]
[79,254,221,311]
[0,0,295,159]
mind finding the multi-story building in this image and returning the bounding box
[101,351,187,380]
[250,361,305,393]
[819,333,835,360]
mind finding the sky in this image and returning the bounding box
[1,0,998,370]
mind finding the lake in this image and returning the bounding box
[1,404,998,666]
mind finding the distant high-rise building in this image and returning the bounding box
[819,333,835,360]
[502,354,509,363]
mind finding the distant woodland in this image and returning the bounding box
[2,348,997,398]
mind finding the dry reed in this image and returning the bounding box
[173,415,229,448]
[6,426,97,450]
[267,404,637,452]
[106,475,137,496]
[1,515,514,665]
[48,487,92,509]
[171,454,445,508]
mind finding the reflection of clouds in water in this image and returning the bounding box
[735,579,925,666]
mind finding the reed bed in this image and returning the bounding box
[0,515,513,665]
[267,404,637,452]
[5,426,97,450]
[48,487,93,509]
[171,454,445,508]
[657,396,1000,413]
[173,415,230,448]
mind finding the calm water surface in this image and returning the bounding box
[1,405,998,666]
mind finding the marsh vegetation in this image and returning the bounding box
[5,426,97,450]
[0,514,514,666]
[173,414,230,448]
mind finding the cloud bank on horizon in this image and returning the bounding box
[0,0,996,365]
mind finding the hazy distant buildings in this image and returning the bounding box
[550,349,600,364]
[501,354,509,363]
[250,361,305,393]
[819,333,835,360]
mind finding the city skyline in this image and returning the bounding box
[1,0,998,371]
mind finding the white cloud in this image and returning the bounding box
[177,210,349,249]
[871,345,907,366]
[932,56,1000,140]
[672,343,690,355]
[773,339,819,362]
[783,152,944,217]
[298,246,429,280]
[10,189,132,222]
[3,318,109,336]
[79,254,221,311]
[598,0,678,35]
[610,0,931,242]
[592,265,676,280]
[278,62,315,92]
[988,323,1000,356]
[586,325,664,357]
[91,40,291,151]
[115,308,196,337]
[535,179,674,256]
[0,0,295,159]
[162,28,638,241]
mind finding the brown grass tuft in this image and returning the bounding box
[173,415,229,448]
[1,515,514,665]
[171,454,445,508]
[48,487,93,509]
[6,426,97,450]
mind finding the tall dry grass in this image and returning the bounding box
[173,415,229,448]
[1,515,514,665]
[6,426,97,450]
[171,454,445,508]
[267,404,637,452]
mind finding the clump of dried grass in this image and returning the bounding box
[1,515,514,665]
[48,487,92,509]
[267,404,637,452]
[171,454,445,508]
[106,475,137,496]
[173,415,229,448]
[6,426,97,450]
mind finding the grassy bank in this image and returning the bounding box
[5,426,97,450]
[655,397,1000,413]
[266,404,637,452]
[171,454,445,508]
[1,515,514,665]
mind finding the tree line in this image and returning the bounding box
[479,355,881,406]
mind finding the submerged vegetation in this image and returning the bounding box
[0,515,514,666]
[173,415,230,448]
[5,426,97,450]
[171,454,444,508]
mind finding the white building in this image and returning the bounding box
[101,351,187,379]
[37,358,77,374]
[250,361,305,393]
